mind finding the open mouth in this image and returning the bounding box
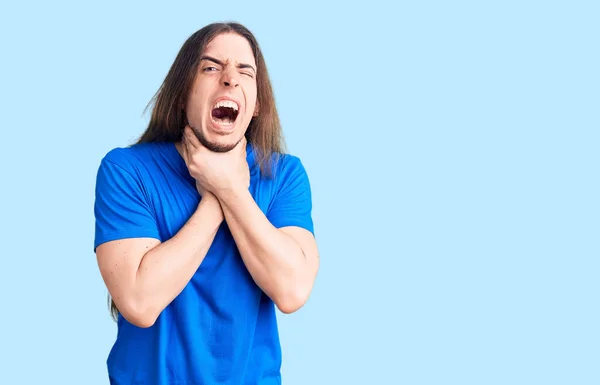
[211,99,239,125]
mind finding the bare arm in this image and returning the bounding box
[217,187,319,314]
[96,196,223,327]
[175,126,319,313]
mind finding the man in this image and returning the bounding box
[93,22,319,385]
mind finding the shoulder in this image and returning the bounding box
[251,145,309,183]
[99,142,164,173]
[269,152,312,195]
[95,143,171,193]
[272,153,308,179]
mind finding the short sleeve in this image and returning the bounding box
[94,155,161,251]
[266,156,314,235]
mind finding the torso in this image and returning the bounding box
[105,142,283,385]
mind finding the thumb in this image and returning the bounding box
[238,136,248,155]
[181,140,189,164]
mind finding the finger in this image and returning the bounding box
[238,136,248,155]
[183,126,199,149]
[181,133,188,155]
[181,140,189,163]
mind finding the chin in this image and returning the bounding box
[188,100,249,152]
[193,126,243,153]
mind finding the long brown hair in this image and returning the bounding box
[109,22,285,322]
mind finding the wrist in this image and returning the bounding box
[215,184,248,203]
[197,193,224,222]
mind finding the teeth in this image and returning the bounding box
[214,99,239,111]
[214,119,234,125]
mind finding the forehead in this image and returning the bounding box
[202,33,256,65]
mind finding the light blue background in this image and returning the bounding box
[1,1,598,384]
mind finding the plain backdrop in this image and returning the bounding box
[0,1,598,384]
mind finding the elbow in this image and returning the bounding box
[274,284,312,315]
[126,313,158,329]
[276,301,303,315]
[273,264,319,314]
[117,299,160,328]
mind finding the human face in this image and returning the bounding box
[185,33,258,153]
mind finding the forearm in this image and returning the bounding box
[217,187,313,313]
[133,197,223,323]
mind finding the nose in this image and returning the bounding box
[221,68,239,88]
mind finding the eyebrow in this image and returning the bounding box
[200,55,256,73]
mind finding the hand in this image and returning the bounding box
[181,137,212,198]
[181,126,249,196]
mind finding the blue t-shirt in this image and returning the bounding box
[93,141,314,385]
